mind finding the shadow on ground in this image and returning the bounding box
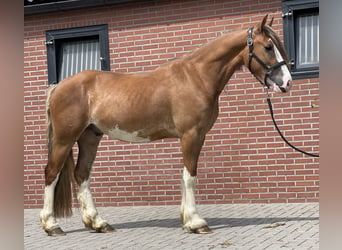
[64,216,318,234]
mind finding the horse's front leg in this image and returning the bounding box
[180,130,212,234]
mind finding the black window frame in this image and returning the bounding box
[282,0,319,79]
[46,24,110,85]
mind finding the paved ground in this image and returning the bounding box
[24,203,318,250]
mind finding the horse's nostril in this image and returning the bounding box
[280,87,287,93]
[287,80,292,88]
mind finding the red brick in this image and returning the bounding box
[24,0,319,208]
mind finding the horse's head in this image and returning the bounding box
[245,15,292,93]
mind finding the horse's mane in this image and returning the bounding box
[159,25,289,67]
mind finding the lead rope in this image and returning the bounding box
[265,90,319,158]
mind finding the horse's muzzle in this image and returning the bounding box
[280,87,287,93]
[282,79,292,93]
[275,78,292,93]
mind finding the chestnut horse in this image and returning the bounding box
[40,15,292,236]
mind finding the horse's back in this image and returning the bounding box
[56,70,177,141]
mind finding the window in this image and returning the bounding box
[282,0,319,79]
[46,24,110,85]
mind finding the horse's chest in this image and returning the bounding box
[107,125,151,143]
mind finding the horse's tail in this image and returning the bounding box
[46,85,74,218]
[46,85,57,159]
[54,150,74,218]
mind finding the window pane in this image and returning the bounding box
[296,12,319,68]
[58,38,100,81]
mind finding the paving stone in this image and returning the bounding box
[25,203,318,250]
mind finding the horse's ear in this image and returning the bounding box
[268,17,274,27]
[256,14,268,33]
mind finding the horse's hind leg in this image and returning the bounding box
[75,124,115,233]
[40,142,74,236]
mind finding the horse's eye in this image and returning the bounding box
[264,44,273,52]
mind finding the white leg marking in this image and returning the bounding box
[78,180,107,229]
[181,167,207,231]
[40,174,59,230]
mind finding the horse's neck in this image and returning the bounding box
[186,29,247,98]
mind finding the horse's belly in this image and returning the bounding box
[107,125,151,143]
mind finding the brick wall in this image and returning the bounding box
[24,0,319,209]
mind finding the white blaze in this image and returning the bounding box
[273,43,292,92]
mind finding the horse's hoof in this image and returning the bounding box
[95,223,116,233]
[46,227,66,236]
[193,225,212,234]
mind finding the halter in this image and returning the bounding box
[247,27,287,89]
[246,28,319,157]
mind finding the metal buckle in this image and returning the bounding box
[247,27,254,46]
[264,85,270,97]
[247,37,253,46]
